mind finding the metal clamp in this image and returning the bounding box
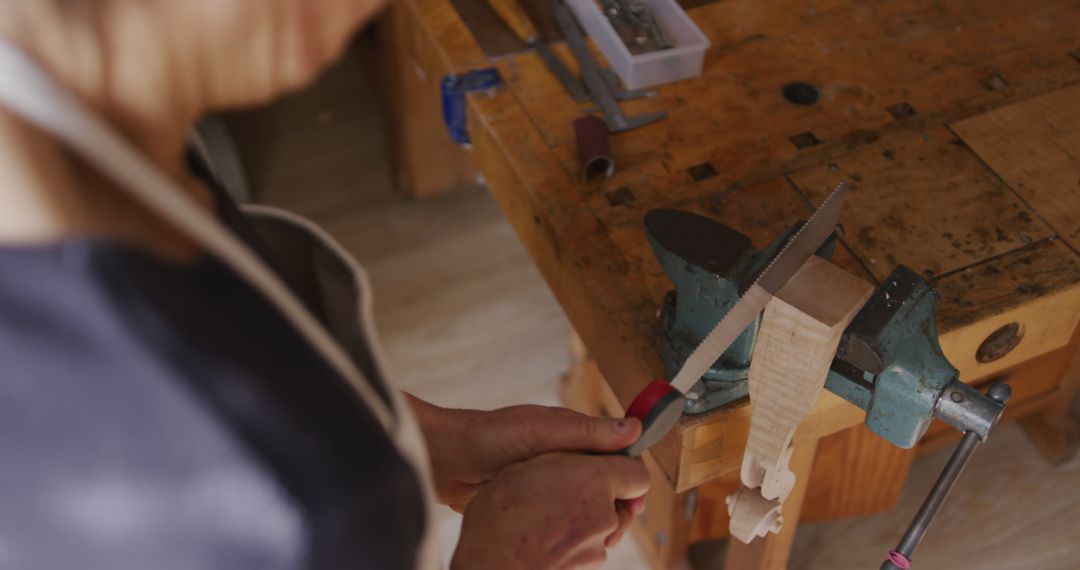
[441,68,504,145]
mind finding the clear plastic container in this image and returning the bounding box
[564,0,710,90]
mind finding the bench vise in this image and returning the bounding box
[645,209,1006,449]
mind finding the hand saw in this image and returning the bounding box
[620,182,848,457]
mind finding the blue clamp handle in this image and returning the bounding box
[441,68,503,145]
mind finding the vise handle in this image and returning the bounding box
[882,382,1011,569]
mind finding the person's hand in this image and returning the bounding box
[452,452,650,569]
[406,396,642,511]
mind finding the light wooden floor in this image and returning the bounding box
[228,45,1080,570]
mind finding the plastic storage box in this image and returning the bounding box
[564,0,710,90]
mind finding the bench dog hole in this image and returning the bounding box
[687,162,718,182]
[789,132,822,149]
[887,102,917,119]
[979,73,1009,91]
[781,82,820,106]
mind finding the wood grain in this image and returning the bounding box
[952,83,1080,252]
[726,442,819,570]
[739,257,874,502]
[787,127,1054,283]
[502,0,1080,222]
[933,238,1080,382]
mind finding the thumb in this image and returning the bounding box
[524,410,642,454]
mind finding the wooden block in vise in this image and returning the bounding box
[728,256,874,543]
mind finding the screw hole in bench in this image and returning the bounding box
[789,131,822,149]
[979,73,1010,91]
[887,102,917,119]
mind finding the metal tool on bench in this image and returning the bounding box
[484,0,591,102]
[639,190,1011,567]
[618,182,849,457]
[600,0,671,54]
[553,1,666,132]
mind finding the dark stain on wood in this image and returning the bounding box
[979,73,1010,91]
[934,238,1080,331]
[790,132,823,149]
[887,102,918,119]
[605,187,637,207]
[687,162,719,182]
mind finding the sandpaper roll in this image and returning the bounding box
[574,115,614,180]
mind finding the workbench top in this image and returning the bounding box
[391,0,1080,489]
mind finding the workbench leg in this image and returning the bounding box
[724,440,818,570]
[1019,329,1080,464]
[800,424,915,523]
[372,3,477,198]
[1020,412,1080,464]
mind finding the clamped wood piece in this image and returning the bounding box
[728,255,874,543]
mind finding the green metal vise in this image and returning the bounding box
[645,209,1004,449]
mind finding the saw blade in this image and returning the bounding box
[670,182,848,393]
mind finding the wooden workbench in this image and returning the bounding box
[375,0,1080,567]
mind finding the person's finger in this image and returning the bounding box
[517,408,642,455]
[625,495,647,515]
[605,502,634,548]
[596,455,651,500]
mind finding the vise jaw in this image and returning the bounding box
[646,209,1006,449]
[644,209,837,415]
[827,266,957,448]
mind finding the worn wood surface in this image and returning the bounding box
[952,83,1080,253]
[393,0,1080,508]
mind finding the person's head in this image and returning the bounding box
[0,0,388,156]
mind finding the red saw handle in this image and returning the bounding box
[625,380,678,421]
[620,380,686,457]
